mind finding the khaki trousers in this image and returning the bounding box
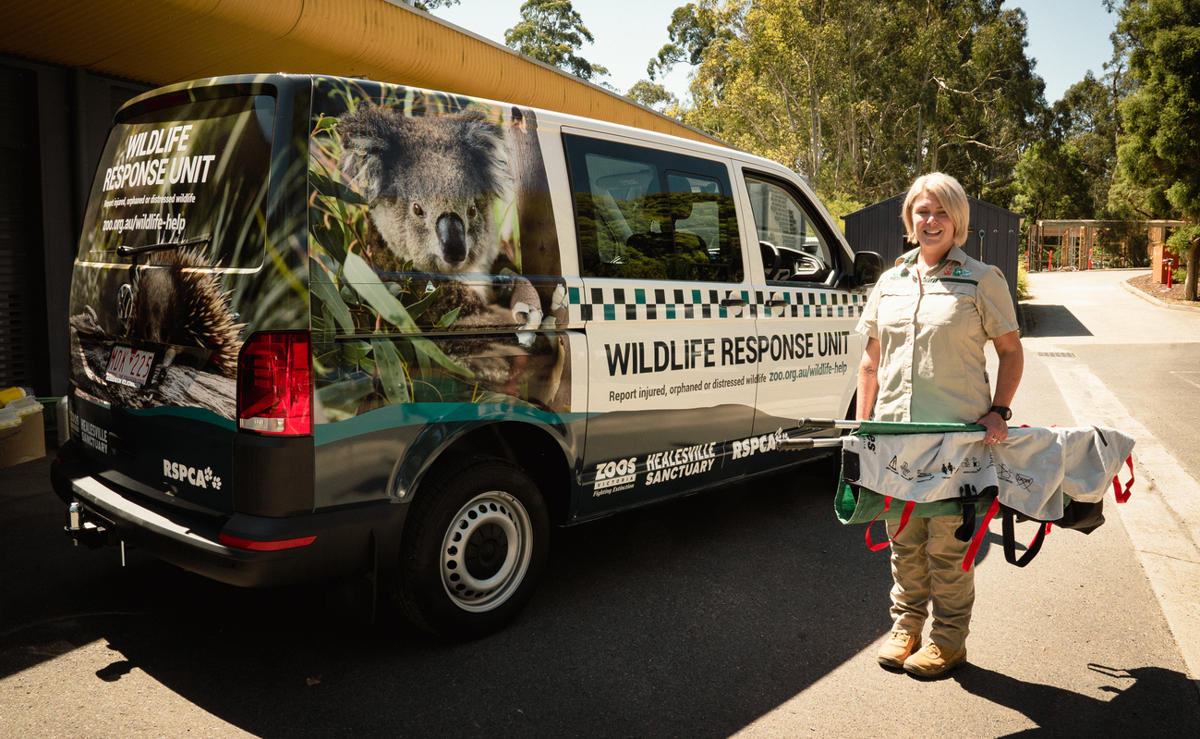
[886,514,975,651]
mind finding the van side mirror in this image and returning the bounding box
[853,251,884,286]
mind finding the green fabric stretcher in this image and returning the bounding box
[835,422,984,525]
[834,479,996,524]
[833,421,989,525]
[803,419,1118,570]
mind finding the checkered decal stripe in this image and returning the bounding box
[567,286,866,322]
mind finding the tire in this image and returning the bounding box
[397,457,549,639]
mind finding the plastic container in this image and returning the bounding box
[0,386,28,407]
[8,396,43,418]
[0,406,19,432]
[0,394,45,465]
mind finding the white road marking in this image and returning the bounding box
[1040,349,1200,681]
[1170,371,1200,391]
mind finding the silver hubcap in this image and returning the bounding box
[440,491,533,612]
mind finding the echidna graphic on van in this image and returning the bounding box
[53,74,882,638]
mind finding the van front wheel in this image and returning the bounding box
[398,458,549,639]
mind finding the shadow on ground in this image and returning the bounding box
[954,662,1196,737]
[6,451,1197,737]
[1020,304,1094,338]
[2,455,892,736]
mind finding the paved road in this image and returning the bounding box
[1023,269,1200,484]
[2,269,1198,737]
[1018,268,1200,692]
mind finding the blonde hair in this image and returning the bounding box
[902,172,970,248]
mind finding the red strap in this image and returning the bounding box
[962,497,1001,571]
[1112,455,1134,503]
[864,495,893,551]
[864,498,916,552]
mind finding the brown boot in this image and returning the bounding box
[903,642,967,678]
[877,631,921,669]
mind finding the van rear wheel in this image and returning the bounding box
[397,458,548,639]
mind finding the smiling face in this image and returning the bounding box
[910,191,955,258]
[900,173,969,255]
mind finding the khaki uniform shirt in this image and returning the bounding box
[855,246,1019,424]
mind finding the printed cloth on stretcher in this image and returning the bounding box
[841,425,1135,521]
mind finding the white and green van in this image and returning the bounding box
[52,74,882,638]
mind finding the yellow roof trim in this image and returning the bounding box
[0,0,721,146]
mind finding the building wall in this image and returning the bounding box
[0,56,150,395]
[843,194,908,267]
[0,65,44,393]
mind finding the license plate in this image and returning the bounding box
[105,345,155,388]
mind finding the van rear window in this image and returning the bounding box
[76,94,275,268]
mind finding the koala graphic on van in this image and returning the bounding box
[337,107,508,295]
[329,98,565,351]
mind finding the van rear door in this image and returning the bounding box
[67,85,280,515]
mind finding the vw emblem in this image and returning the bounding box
[117,282,134,327]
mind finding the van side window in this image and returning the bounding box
[565,134,742,282]
[745,176,836,285]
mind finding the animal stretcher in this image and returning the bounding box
[782,420,1136,570]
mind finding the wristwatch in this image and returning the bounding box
[988,405,1012,421]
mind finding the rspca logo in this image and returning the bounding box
[163,459,222,490]
[731,429,785,460]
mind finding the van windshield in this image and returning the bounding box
[76,94,275,269]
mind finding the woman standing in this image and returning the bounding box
[855,172,1023,678]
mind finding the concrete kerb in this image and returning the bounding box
[1121,279,1200,314]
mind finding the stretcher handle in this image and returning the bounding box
[779,418,857,450]
[797,418,862,430]
[779,436,844,450]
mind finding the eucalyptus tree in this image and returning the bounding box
[1057,72,1124,217]
[678,0,1044,206]
[1109,0,1200,299]
[504,0,609,81]
[626,80,679,112]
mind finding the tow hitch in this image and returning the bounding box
[65,500,113,550]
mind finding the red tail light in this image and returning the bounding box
[237,331,312,435]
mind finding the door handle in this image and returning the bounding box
[721,298,747,307]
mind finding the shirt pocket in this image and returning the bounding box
[876,286,916,325]
[918,284,975,327]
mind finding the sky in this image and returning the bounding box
[433,0,1120,105]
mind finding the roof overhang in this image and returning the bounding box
[0,0,721,146]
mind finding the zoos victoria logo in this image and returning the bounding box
[592,456,637,495]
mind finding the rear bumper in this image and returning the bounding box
[51,444,405,588]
